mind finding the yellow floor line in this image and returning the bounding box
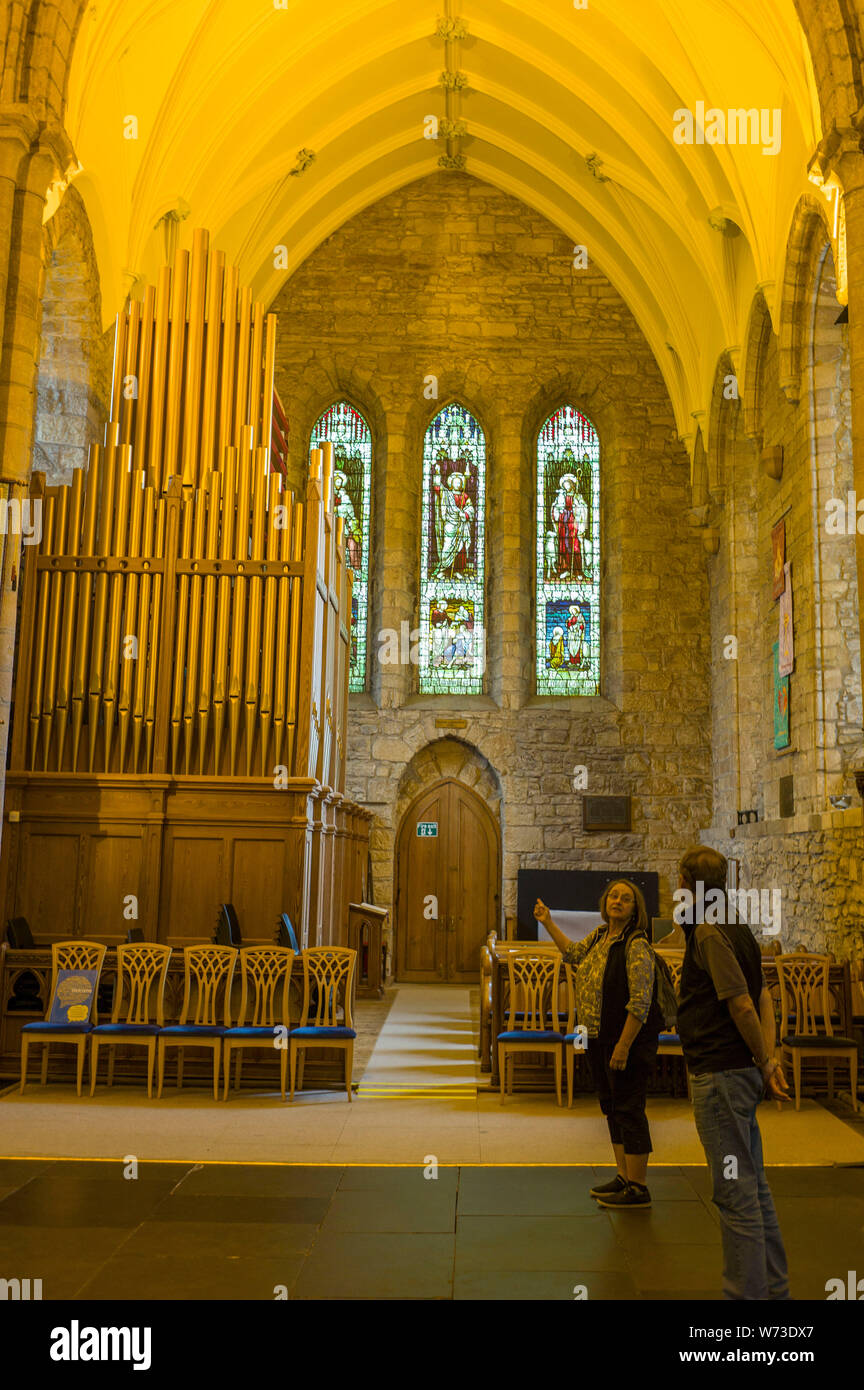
[0,1153,851,1168]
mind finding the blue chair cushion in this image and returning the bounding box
[659,1033,681,1045]
[21,1022,92,1034]
[159,1025,227,1037]
[564,1032,587,1043]
[224,1026,285,1038]
[497,1030,564,1043]
[782,1034,857,1048]
[91,1023,160,1036]
[290,1026,356,1039]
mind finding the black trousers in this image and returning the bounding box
[587,1038,657,1155]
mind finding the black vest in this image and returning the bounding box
[677,920,763,1073]
[598,930,662,1045]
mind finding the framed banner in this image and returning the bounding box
[773,641,790,750]
[778,560,794,676]
[771,519,786,600]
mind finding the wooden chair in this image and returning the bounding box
[289,947,357,1101]
[156,946,237,1100]
[20,940,108,1097]
[777,953,858,1113]
[222,946,295,1100]
[561,962,585,1107]
[479,942,493,1064]
[90,943,171,1098]
[656,951,688,1099]
[497,953,564,1105]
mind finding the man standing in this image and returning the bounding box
[675,846,791,1300]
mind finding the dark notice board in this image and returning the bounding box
[516,869,660,940]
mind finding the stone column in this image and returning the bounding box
[374,405,416,707]
[490,407,530,708]
[0,122,75,842]
[0,109,40,368]
[826,130,864,698]
[0,126,75,483]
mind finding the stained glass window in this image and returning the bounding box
[419,404,486,694]
[309,401,371,693]
[536,406,600,695]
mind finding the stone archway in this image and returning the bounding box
[394,778,501,982]
[392,736,502,834]
[390,737,502,981]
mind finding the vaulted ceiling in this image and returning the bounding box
[65,0,821,441]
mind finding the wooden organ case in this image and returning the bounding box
[0,228,372,955]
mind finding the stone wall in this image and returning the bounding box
[703,241,864,958]
[706,807,864,965]
[33,186,112,484]
[272,172,713,925]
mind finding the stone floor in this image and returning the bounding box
[1,1158,862,1300]
[5,982,861,1165]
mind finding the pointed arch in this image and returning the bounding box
[535,404,600,696]
[741,292,775,443]
[419,402,486,695]
[309,400,372,692]
[778,194,835,403]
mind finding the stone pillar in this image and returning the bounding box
[0,121,76,843]
[0,126,75,483]
[375,406,415,706]
[490,407,530,708]
[0,110,40,369]
[826,131,864,700]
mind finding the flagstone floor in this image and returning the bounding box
[0,1158,862,1300]
[2,983,862,1300]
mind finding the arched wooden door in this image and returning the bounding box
[395,779,500,983]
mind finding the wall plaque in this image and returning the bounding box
[582,796,631,832]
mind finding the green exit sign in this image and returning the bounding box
[416,821,438,838]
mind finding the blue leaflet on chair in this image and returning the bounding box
[48,970,98,1025]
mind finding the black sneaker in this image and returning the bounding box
[595,1182,652,1209]
[590,1174,628,1197]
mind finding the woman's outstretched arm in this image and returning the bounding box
[534,899,591,961]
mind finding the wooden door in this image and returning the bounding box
[395,780,500,983]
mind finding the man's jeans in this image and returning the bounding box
[690,1066,790,1300]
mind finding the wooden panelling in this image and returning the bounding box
[162,833,225,944]
[17,831,79,937]
[86,834,146,946]
[229,835,288,939]
[0,775,328,950]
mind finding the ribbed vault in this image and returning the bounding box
[62,0,824,438]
